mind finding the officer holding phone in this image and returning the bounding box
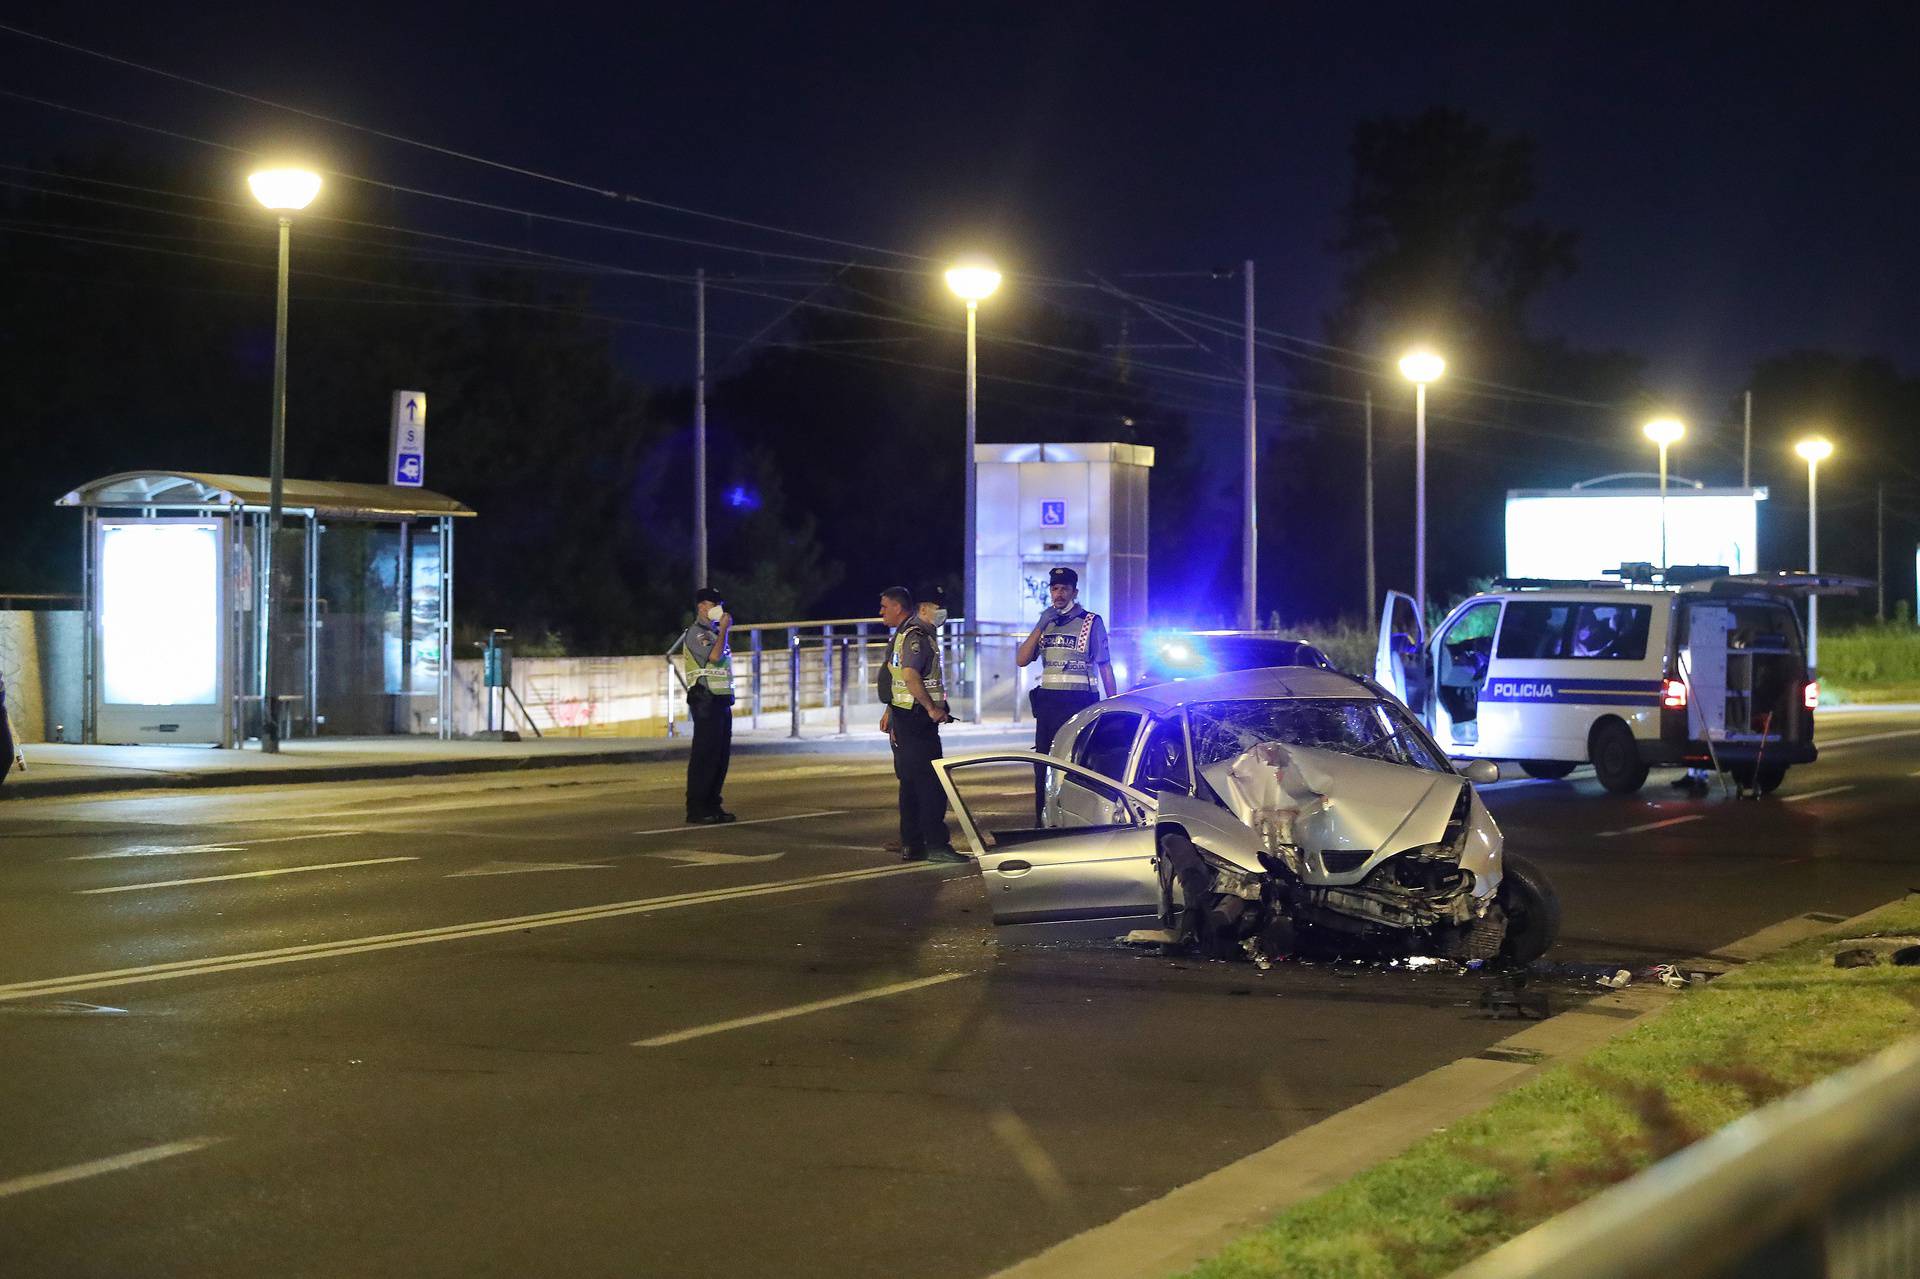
[1015,566,1117,820]
[670,587,737,824]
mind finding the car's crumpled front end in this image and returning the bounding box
[1160,741,1506,957]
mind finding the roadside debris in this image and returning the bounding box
[1596,968,1634,989]
[1834,947,1882,969]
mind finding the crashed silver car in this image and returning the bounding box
[932,667,1559,963]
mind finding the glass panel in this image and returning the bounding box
[1074,712,1141,779]
[1188,699,1449,772]
[1496,602,1573,659]
[1133,715,1191,793]
[1570,603,1652,660]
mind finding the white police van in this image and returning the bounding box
[1374,569,1860,795]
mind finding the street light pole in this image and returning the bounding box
[1643,418,1685,576]
[1398,350,1445,623]
[945,263,1001,722]
[1241,259,1256,632]
[247,167,321,753]
[1796,437,1834,673]
[695,267,707,590]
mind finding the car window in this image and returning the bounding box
[1570,603,1651,660]
[1074,711,1143,780]
[1187,698,1450,773]
[1132,716,1191,794]
[1497,602,1573,658]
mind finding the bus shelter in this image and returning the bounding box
[57,471,473,746]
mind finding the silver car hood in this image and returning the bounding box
[1197,742,1495,887]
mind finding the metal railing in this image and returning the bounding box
[1451,1034,1920,1279]
[666,617,1040,738]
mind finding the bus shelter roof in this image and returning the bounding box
[56,471,475,519]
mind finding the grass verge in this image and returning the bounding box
[1177,899,1920,1279]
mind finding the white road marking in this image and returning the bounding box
[0,863,937,1003]
[1597,814,1707,838]
[634,971,973,1048]
[71,830,363,860]
[644,850,786,868]
[629,810,846,837]
[0,1138,222,1200]
[77,857,418,895]
[1820,728,1920,749]
[445,860,610,878]
[1782,785,1856,804]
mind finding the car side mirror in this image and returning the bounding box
[1459,759,1500,786]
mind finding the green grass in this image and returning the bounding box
[1817,623,1920,703]
[1176,900,1920,1279]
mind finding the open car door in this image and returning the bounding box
[933,751,1160,932]
[1375,589,1431,724]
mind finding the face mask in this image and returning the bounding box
[706,609,727,628]
[926,608,948,627]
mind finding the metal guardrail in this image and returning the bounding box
[1451,1034,1920,1279]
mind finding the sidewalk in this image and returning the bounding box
[1,718,1034,800]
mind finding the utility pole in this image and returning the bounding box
[1242,259,1257,632]
[694,268,707,589]
[1364,389,1376,619]
[1743,390,1752,490]
[1878,481,1886,620]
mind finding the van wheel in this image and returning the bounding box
[1520,760,1577,780]
[1730,763,1788,795]
[1589,720,1649,794]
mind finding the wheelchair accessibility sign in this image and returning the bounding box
[1040,500,1066,527]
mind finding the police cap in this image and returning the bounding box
[1048,566,1078,587]
[695,586,724,605]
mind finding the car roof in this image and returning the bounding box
[1114,665,1374,711]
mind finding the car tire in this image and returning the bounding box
[1730,762,1788,795]
[1520,760,1578,780]
[1589,720,1649,794]
[1496,852,1560,964]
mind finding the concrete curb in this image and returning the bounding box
[0,729,1033,800]
[989,906,1884,1279]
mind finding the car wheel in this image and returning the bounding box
[1520,760,1577,780]
[1589,720,1649,794]
[1496,853,1560,964]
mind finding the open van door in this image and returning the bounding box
[1375,590,1432,725]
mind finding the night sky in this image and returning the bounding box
[6,3,1916,400]
[5,3,1919,627]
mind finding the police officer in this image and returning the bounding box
[1015,566,1117,819]
[877,586,964,863]
[669,587,737,824]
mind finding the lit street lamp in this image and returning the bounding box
[1643,417,1685,573]
[945,262,1001,722]
[248,167,322,753]
[1398,349,1445,622]
[1796,436,1834,673]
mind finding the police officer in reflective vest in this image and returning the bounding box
[877,586,964,863]
[669,587,737,824]
[1016,566,1117,820]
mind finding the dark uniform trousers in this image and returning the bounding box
[890,705,951,852]
[686,693,734,818]
[1029,687,1099,821]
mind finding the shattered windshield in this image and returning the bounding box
[1186,698,1450,773]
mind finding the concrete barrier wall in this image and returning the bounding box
[0,610,83,743]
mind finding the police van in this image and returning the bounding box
[1373,569,1862,795]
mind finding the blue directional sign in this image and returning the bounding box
[389,390,427,488]
[1040,500,1067,527]
[394,453,423,485]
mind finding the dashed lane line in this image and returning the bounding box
[69,830,364,860]
[634,971,975,1047]
[77,857,419,894]
[1781,785,1856,804]
[0,863,935,1003]
[629,810,847,837]
[0,1138,223,1200]
[1596,814,1707,838]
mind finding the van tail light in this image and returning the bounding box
[1804,681,1819,710]
[1661,678,1689,709]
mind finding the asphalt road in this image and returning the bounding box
[2,712,1917,1277]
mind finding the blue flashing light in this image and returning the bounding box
[725,484,761,511]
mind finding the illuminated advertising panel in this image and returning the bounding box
[96,519,225,743]
[1505,489,1763,581]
